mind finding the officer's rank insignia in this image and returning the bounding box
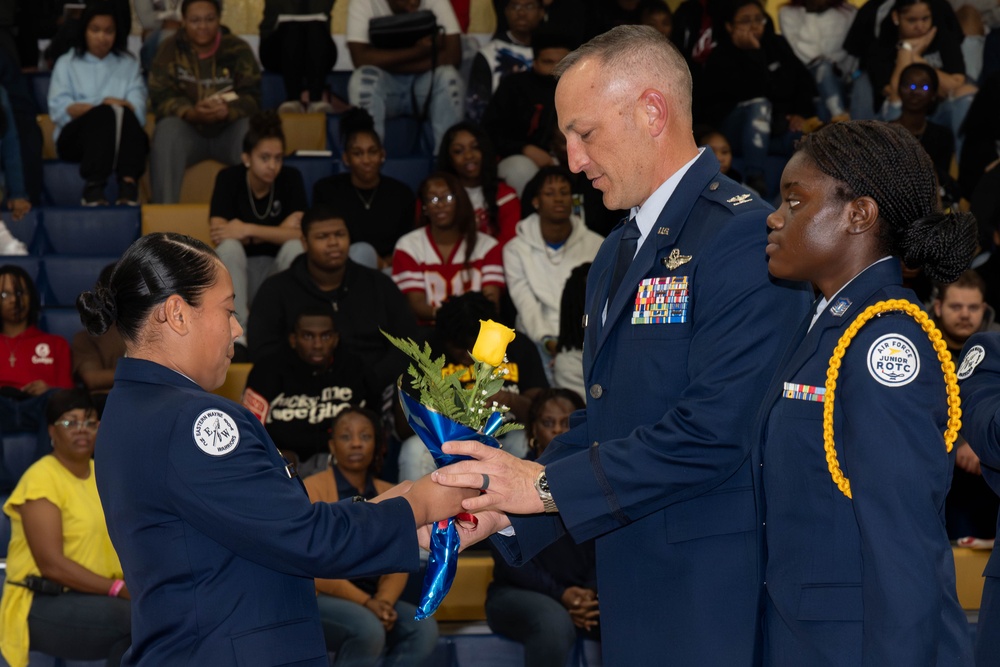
[867,334,919,387]
[662,248,692,270]
[633,276,689,324]
[783,382,825,402]
[829,297,852,317]
[727,193,753,206]
[657,227,670,236]
[958,344,985,380]
[193,409,241,457]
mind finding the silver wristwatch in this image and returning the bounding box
[534,470,559,513]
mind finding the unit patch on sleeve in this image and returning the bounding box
[957,345,986,380]
[193,409,241,456]
[866,334,920,387]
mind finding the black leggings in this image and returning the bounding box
[260,21,337,102]
[28,591,131,667]
[56,104,148,184]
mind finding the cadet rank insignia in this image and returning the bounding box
[783,382,825,402]
[633,276,689,324]
[829,297,852,317]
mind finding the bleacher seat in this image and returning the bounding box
[213,362,252,403]
[29,72,50,114]
[1,210,42,254]
[383,157,433,194]
[0,494,9,557]
[37,115,56,160]
[261,72,286,111]
[41,256,120,307]
[2,433,41,489]
[180,160,226,204]
[279,113,328,154]
[384,117,433,158]
[284,156,340,205]
[326,113,343,155]
[40,207,140,256]
[326,72,351,104]
[41,307,84,341]
[0,257,41,285]
[141,204,212,246]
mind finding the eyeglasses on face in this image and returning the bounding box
[734,16,767,25]
[55,419,99,431]
[426,194,456,206]
[0,290,26,301]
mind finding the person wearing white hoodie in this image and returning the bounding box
[503,166,603,373]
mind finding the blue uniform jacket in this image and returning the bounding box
[96,358,419,666]
[956,331,1000,665]
[492,151,812,665]
[758,260,971,666]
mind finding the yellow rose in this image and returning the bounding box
[471,320,516,367]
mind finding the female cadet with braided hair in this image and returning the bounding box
[759,120,975,665]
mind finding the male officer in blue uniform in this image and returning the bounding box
[956,332,1000,665]
[432,25,811,665]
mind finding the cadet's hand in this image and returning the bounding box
[403,473,477,526]
[562,586,599,630]
[956,442,982,475]
[433,441,545,514]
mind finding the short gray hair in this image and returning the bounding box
[553,25,693,122]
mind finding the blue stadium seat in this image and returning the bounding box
[41,163,127,208]
[2,433,41,489]
[261,71,286,110]
[1,210,42,254]
[0,257,41,286]
[382,157,433,194]
[326,113,343,155]
[41,307,84,342]
[41,256,119,307]
[284,157,340,206]
[40,208,140,256]
[29,72,51,114]
[326,71,351,103]
[384,117,429,158]
[0,494,9,557]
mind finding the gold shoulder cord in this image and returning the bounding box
[822,299,961,499]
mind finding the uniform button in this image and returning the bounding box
[591,441,599,447]
[709,181,720,191]
[589,384,604,399]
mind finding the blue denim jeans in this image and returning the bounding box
[317,595,438,667]
[348,65,464,155]
[485,585,580,667]
[810,58,847,120]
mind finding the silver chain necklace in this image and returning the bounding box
[354,183,379,210]
[246,171,275,220]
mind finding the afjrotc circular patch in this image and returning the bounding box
[866,334,919,387]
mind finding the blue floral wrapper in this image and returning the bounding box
[398,388,502,620]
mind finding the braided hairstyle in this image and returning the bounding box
[796,120,975,283]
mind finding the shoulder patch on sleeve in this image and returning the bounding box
[958,344,986,380]
[192,409,241,456]
[867,333,920,387]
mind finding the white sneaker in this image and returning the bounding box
[306,101,333,114]
[278,100,305,114]
[0,223,27,256]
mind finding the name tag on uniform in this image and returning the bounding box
[632,276,689,324]
[783,382,825,402]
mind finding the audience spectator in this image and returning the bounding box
[209,110,306,344]
[134,0,184,72]
[346,0,464,155]
[43,0,132,68]
[778,0,856,122]
[552,262,590,401]
[0,266,72,399]
[394,172,505,325]
[481,32,571,197]
[890,63,960,207]
[543,129,625,237]
[864,0,975,139]
[693,125,752,192]
[0,390,131,667]
[0,46,42,206]
[243,306,382,477]
[641,0,673,36]
[697,0,816,197]
[72,265,125,396]
[148,0,261,204]
[0,86,30,222]
[585,0,651,39]
[47,2,148,206]
[492,0,588,48]
[485,388,599,667]
[304,407,439,666]
[931,272,1000,540]
[259,0,337,114]
[436,122,520,244]
[312,108,415,270]
[671,0,724,73]
[248,205,419,390]
[466,0,544,122]
[502,167,602,369]
[396,292,547,480]
[958,68,1000,198]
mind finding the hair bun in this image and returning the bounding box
[76,286,117,336]
[900,211,977,283]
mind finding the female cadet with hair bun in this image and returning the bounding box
[75,232,471,666]
[759,120,975,664]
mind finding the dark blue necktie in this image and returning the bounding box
[608,219,641,299]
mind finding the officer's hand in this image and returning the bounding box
[433,441,545,514]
